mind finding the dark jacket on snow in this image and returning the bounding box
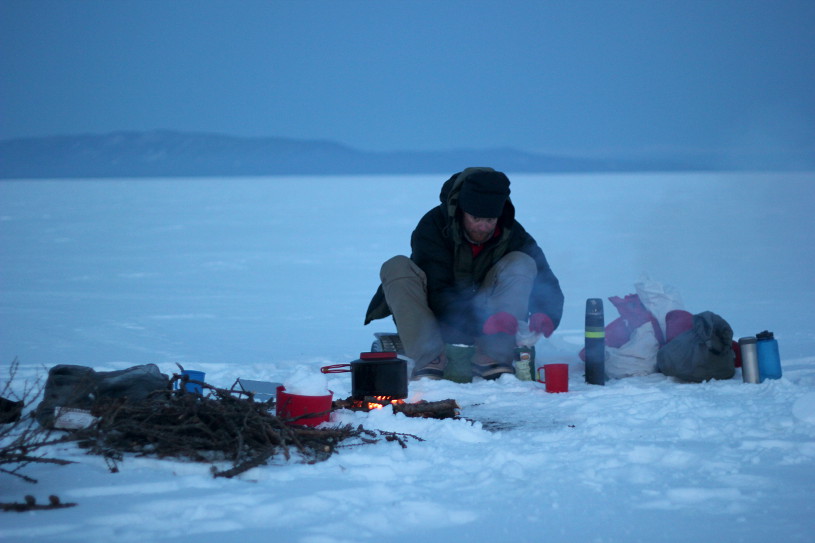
[365,168,564,340]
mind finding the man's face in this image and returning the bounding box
[462,211,498,244]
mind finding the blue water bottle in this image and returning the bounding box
[756,330,782,381]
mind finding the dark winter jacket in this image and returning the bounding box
[365,168,564,340]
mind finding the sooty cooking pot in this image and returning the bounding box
[321,352,408,400]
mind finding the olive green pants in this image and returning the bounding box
[379,251,536,373]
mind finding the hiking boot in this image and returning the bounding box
[411,353,447,381]
[472,351,514,380]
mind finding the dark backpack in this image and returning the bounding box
[35,364,169,428]
[657,311,735,382]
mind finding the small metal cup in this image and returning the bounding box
[739,337,760,384]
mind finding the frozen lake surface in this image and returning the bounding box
[1,172,814,542]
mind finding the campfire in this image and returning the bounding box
[321,352,458,419]
[354,396,406,411]
[333,395,458,419]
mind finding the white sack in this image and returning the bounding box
[605,322,661,379]
[634,275,685,340]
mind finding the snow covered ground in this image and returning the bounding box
[1,172,814,542]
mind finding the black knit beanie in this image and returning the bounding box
[458,169,511,218]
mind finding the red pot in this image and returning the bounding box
[275,386,333,427]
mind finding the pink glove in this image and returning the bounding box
[482,311,519,335]
[529,313,554,338]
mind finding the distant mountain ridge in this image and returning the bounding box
[0,130,811,179]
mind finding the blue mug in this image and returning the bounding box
[175,369,206,394]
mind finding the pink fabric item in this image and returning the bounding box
[605,317,632,348]
[529,313,554,338]
[604,294,655,347]
[482,311,519,335]
[665,309,693,343]
[609,294,652,329]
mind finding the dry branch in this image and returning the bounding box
[63,388,423,478]
[2,494,76,512]
[4,365,457,482]
[1,358,74,484]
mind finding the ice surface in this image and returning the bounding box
[1,172,814,543]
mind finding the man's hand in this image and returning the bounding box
[529,313,554,338]
[482,311,519,335]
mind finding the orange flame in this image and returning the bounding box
[351,396,407,411]
[366,396,406,410]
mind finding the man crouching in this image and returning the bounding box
[365,167,564,380]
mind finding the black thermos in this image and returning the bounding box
[585,298,605,385]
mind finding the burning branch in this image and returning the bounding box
[333,397,460,420]
[393,399,459,419]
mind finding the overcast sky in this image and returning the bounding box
[2,0,814,158]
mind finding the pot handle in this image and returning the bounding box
[320,364,352,374]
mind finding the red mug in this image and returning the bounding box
[536,364,569,393]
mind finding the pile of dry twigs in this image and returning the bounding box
[66,385,423,478]
[1,358,75,484]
